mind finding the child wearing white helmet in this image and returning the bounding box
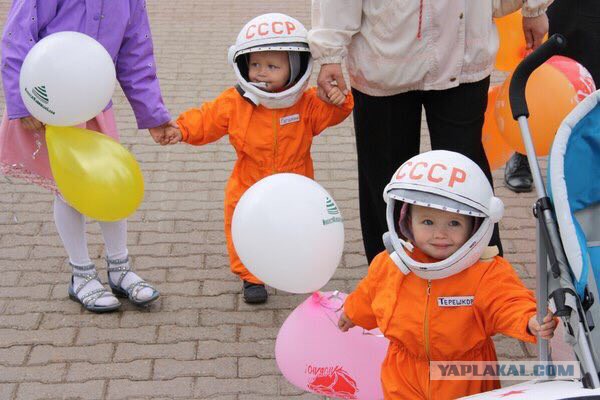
[166,13,353,304]
[338,150,556,399]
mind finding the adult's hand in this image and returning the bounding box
[20,116,44,132]
[316,63,348,104]
[522,13,549,51]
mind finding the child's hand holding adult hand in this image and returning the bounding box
[165,123,183,145]
[20,116,44,132]
[528,312,557,340]
[317,63,348,104]
[327,86,346,106]
[148,123,169,145]
[338,312,356,332]
[149,121,181,145]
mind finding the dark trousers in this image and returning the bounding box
[548,0,600,85]
[352,77,502,263]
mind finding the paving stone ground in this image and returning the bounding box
[0,1,549,399]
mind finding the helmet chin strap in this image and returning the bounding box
[241,89,260,106]
[382,232,413,275]
[399,237,414,252]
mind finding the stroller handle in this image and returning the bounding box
[509,34,567,120]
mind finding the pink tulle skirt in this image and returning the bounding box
[0,108,118,193]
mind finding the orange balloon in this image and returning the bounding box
[494,63,578,156]
[494,11,527,72]
[482,86,514,170]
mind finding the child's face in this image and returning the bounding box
[248,51,290,92]
[409,205,473,260]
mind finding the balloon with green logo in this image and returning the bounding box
[19,31,116,126]
[232,173,345,293]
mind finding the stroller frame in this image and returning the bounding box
[510,34,600,388]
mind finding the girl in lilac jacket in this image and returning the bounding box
[0,0,172,312]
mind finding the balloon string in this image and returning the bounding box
[315,291,385,338]
[362,330,385,338]
[31,132,42,159]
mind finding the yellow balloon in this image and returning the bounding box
[46,125,144,221]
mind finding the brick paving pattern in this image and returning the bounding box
[0,1,546,398]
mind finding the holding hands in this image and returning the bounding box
[148,120,182,145]
[327,86,346,106]
[317,63,349,106]
[164,123,182,144]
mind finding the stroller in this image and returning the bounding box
[464,35,600,398]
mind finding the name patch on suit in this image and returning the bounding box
[280,114,300,125]
[437,296,474,307]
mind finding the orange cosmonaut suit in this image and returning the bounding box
[343,151,539,399]
[345,248,537,399]
[177,86,353,283]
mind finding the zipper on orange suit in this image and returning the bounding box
[424,279,432,400]
[272,110,278,173]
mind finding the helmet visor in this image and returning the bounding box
[235,42,310,59]
[388,188,485,217]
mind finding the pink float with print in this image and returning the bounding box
[276,291,388,399]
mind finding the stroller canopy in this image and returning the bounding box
[549,90,600,298]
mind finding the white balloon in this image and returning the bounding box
[232,173,344,293]
[19,31,116,126]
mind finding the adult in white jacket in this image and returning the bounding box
[308,0,552,263]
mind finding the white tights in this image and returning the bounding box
[53,195,128,265]
[53,195,153,302]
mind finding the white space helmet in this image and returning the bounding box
[227,13,313,109]
[382,150,504,280]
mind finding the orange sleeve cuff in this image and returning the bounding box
[343,294,359,324]
[520,311,538,344]
[342,90,354,111]
[176,117,190,142]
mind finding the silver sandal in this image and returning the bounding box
[68,263,121,313]
[106,257,160,307]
